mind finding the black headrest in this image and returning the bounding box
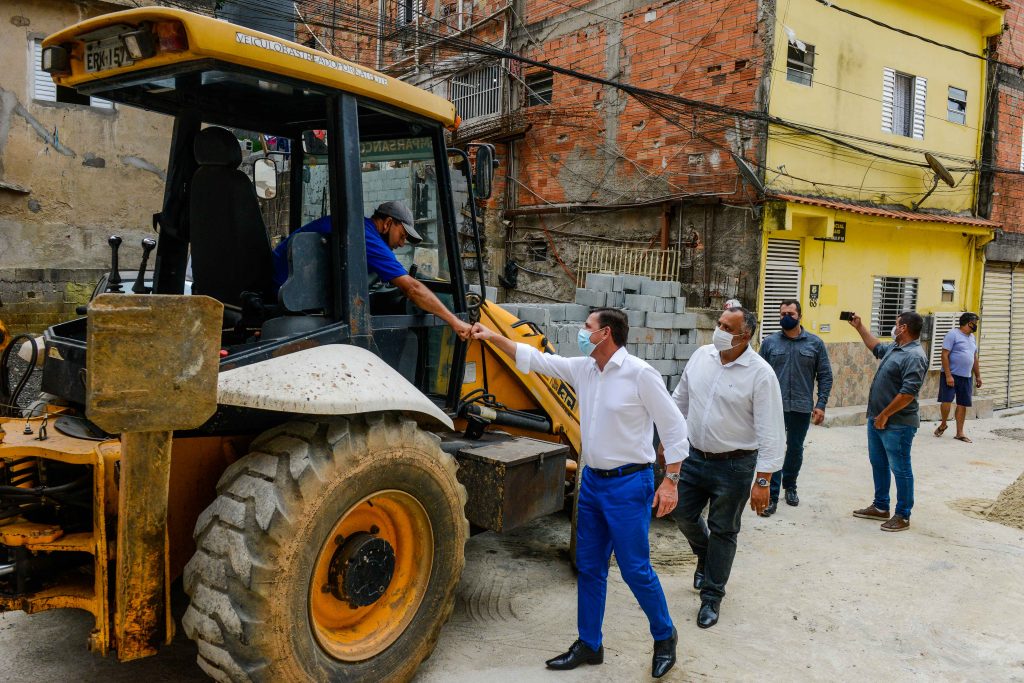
[194,127,242,167]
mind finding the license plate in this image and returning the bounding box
[85,39,134,73]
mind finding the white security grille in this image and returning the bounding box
[760,238,801,340]
[928,312,965,371]
[451,64,501,121]
[575,244,679,286]
[870,276,918,337]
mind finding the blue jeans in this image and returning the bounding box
[576,467,674,650]
[866,421,917,519]
[770,411,812,501]
[671,447,757,604]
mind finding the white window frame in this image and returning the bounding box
[31,39,113,109]
[871,275,919,337]
[786,42,815,87]
[947,86,967,125]
[450,63,502,122]
[882,68,925,139]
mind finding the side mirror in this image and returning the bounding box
[253,157,278,199]
[473,144,496,200]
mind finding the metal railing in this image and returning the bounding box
[575,244,680,287]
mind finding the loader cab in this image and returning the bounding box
[40,34,477,413]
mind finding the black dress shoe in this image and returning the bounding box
[760,500,778,517]
[697,601,720,629]
[545,640,604,670]
[786,489,800,506]
[693,562,705,591]
[651,627,677,678]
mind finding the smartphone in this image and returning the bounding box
[839,311,854,321]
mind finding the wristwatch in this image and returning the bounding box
[755,477,770,488]
[665,472,680,484]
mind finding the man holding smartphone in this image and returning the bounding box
[846,310,928,532]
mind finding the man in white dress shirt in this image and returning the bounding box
[670,306,784,629]
[471,308,688,679]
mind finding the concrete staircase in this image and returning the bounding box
[822,396,995,428]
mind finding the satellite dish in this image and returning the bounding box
[925,152,956,187]
[912,152,958,210]
[731,151,766,196]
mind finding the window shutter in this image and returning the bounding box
[760,239,802,340]
[912,76,927,140]
[881,68,895,133]
[31,40,56,102]
[928,312,964,371]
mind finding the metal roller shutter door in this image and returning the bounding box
[979,264,1012,409]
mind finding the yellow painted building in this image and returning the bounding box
[758,0,1005,407]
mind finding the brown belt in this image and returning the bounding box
[691,447,757,461]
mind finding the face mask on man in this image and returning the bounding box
[713,327,742,352]
[968,322,978,333]
[577,327,605,356]
[780,314,800,331]
[891,324,903,341]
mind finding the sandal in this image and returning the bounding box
[934,424,948,437]
[953,435,972,443]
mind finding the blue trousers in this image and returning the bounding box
[769,411,812,501]
[576,466,674,650]
[866,421,917,519]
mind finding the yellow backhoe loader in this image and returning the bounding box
[0,8,581,681]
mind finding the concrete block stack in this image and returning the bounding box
[498,273,700,391]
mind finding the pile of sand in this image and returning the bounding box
[986,471,1024,531]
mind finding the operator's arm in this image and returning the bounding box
[392,275,471,339]
[470,322,580,383]
[847,312,881,352]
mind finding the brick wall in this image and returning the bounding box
[0,269,103,333]
[987,1,1024,232]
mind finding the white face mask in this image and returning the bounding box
[713,327,740,352]
[891,325,901,340]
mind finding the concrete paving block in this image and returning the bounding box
[575,288,608,307]
[663,343,676,360]
[518,306,551,327]
[650,343,664,360]
[654,297,666,313]
[627,343,640,355]
[611,275,625,292]
[585,272,615,291]
[675,313,698,329]
[468,284,498,300]
[499,303,519,317]
[662,297,675,314]
[657,330,673,343]
[646,312,676,329]
[667,374,681,392]
[624,294,658,311]
[627,327,659,344]
[621,274,646,293]
[607,291,625,308]
[675,343,700,360]
[626,309,646,327]
[675,296,687,313]
[648,359,679,375]
[640,279,682,298]
[563,303,591,321]
[545,304,568,322]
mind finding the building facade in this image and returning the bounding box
[758,0,1005,407]
[0,0,172,333]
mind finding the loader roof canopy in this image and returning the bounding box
[42,7,457,130]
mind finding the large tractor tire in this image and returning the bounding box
[182,414,468,682]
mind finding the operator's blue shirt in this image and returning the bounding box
[271,216,408,286]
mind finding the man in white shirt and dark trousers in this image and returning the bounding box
[669,307,785,629]
[471,308,689,679]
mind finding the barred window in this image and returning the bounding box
[450,64,501,121]
[526,71,553,106]
[871,276,918,337]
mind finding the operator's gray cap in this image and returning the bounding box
[376,201,422,244]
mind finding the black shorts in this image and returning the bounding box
[938,374,973,407]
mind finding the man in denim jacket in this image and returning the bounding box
[757,299,832,516]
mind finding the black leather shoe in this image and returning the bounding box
[697,601,720,629]
[545,640,604,670]
[786,488,800,506]
[693,562,705,591]
[760,500,778,517]
[651,627,677,678]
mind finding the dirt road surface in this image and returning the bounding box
[2,413,1023,682]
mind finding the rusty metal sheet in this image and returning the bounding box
[86,294,223,434]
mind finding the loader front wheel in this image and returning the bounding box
[182,414,468,682]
